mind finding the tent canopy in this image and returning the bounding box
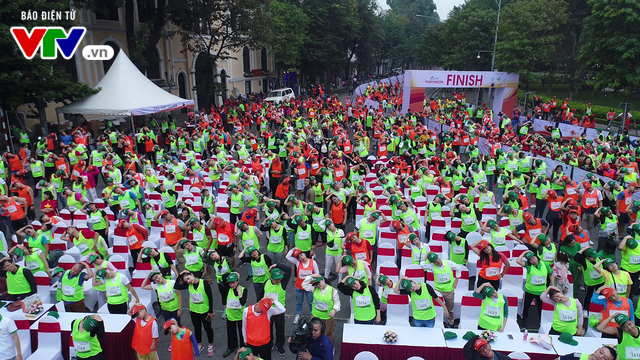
[58,52,194,116]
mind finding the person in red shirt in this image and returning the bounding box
[343,232,374,266]
[326,194,347,230]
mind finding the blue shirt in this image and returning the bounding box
[590,292,635,322]
[307,334,334,360]
[60,135,73,145]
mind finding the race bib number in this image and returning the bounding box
[203,202,211,208]
[218,234,230,244]
[62,284,76,296]
[165,225,176,234]
[244,239,254,247]
[616,283,628,294]
[464,217,476,225]
[626,347,640,360]
[270,235,282,244]
[76,242,89,254]
[606,223,617,232]
[227,298,242,309]
[120,198,130,208]
[6,205,17,214]
[194,233,204,242]
[68,206,78,212]
[26,261,39,270]
[363,230,374,238]
[355,295,371,307]
[442,188,451,194]
[627,197,633,205]
[231,201,241,208]
[75,341,91,353]
[487,165,496,172]
[550,202,561,210]
[353,269,365,280]
[481,196,491,203]
[529,228,541,238]
[484,305,501,317]
[531,275,546,285]
[511,218,523,226]
[629,255,640,265]
[217,265,229,276]
[32,166,41,173]
[543,251,555,262]
[454,180,462,187]
[315,301,329,311]
[493,237,505,246]
[558,309,577,322]
[336,171,344,177]
[128,235,138,246]
[589,270,602,280]
[436,273,451,283]
[299,270,312,279]
[106,285,122,297]
[452,246,464,254]
[485,267,500,277]
[162,195,171,202]
[379,145,386,152]
[190,293,204,303]
[414,298,432,310]
[186,254,199,266]
[298,231,310,240]
[585,198,597,206]
[566,188,576,195]
[355,252,367,261]
[159,291,175,303]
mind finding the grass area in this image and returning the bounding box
[522,85,636,109]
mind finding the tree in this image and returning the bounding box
[494,0,569,90]
[438,6,496,70]
[385,0,438,69]
[0,0,97,133]
[347,0,383,76]
[579,0,640,95]
[73,0,167,73]
[259,1,309,71]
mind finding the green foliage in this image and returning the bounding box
[260,1,309,69]
[578,0,640,93]
[0,0,97,114]
[349,0,383,73]
[495,0,569,77]
[438,7,496,70]
[517,89,612,123]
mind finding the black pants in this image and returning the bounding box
[270,313,285,349]
[249,342,272,360]
[218,282,229,304]
[311,228,326,246]
[230,213,239,225]
[583,283,602,312]
[167,205,178,217]
[522,291,542,324]
[81,353,104,360]
[226,319,244,350]
[94,228,108,245]
[190,311,214,343]
[254,282,265,301]
[534,199,546,219]
[477,275,500,290]
[107,302,128,314]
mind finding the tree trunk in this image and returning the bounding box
[125,0,139,69]
[143,0,167,73]
[36,101,49,136]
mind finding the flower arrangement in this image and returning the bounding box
[481,330,497,343]
[27,299,43,315]
[383,330,398,343]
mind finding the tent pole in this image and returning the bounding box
[130,115,135,135]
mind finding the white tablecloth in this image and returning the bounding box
[30,311,131,332]
[0,302,55,322]
[342,323,447,347]
[444,329,557,355]
[550,335,616,357]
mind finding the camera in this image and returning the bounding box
[288,317,313,353]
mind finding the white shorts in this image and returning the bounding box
[296,179,305,190]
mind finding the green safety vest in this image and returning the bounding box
[541,243,557,265]
[552,297,578,335]
[24,250,46,274]
[359,219,377,246]
[161,190,176,208]
[450,239,467,265]
[91,151,103,167]
[352,286,376,322]
[326,229,343,256]
[267,226,285,253]
[241,227,259,251]
[525,263,549,295]
[61,270,85,302]
[251,255,270,284]
[72,317,103,358]
[411,283,436,321]
[478,192,493,212]
[312,285,335,320]
[399,209,420,230]
[461,208,478,233]
[158,280,180,312]
[31,160,44,178]
[213,259,230,284]
[230,192,243,214]
[7,267,32,295]
[193,226,209,249]
[433,261,455,293]
[105,273,129,305]
[295,225,312,252]
[225,285,246,321]
[27,234,48,256]
[490,227,507,248]
[188,281,209,314]
[184,247,204,273]
[584,258,604,286]
[478,293,505,331]
[619,329,640,360]
[264,280,286,305]
[311,209,325,232]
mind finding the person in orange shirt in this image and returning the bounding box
[164,318,200,359]
[130,303,159,360]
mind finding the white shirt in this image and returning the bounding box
[0,316,18,360]
[138,318,159,338]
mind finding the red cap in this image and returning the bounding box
[477,240,490,251]
[582,181,592,189]
[392,220,402,230]
[258,298,273,313]
[568,224,579,233]
[247,208,257,217]
[474,338,489,351]
[292,249,303,259]
[131,304,146,317]
[159,210,169,216]
[630,182,638,187]
[163,318,177,331]
[561,175,570,182]
[523,212,533,221]
[601,287,615,299]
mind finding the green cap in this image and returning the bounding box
[266,201,276,208]
[615,313,631,326]
[427,252,439,263]
[478,185,486,192]
[601,207,611,215]
[357,185,365,191]
[38,180,46,186]
[14,248,24,258]
[311,275,325,284]
[401,279,413,292]
[378,275,388,284]
[237,221,246,228]
[487,220,497,228]
[83,316,99,331]
[270,268,284,279]
[502,205,512,212]
[293,215,303,223]
[178,239,191,248]
[89,254,100,264]
[482,286,495,297]
[47,311,59,319]
[508,191,518,200]
[389,195,399,204]
[307,204,315,211]
[627,238,639,249]
[264,219,273,228]
[96,269,106,279]
[444,331,458,340]
[589,315,600,328]
[226,272,239,282]
[408,233,419,242]
[584,248,597,258]
[603,258,616,268]
[462,331,478,340]
[538,234,549,243]
[189,217,199,224]
[445,231,456,241]
[524,252,535,261]
[345,277,357,287]
[53,267,65,276]
[342,255,354,266]
[246,245,257,253]
[558,332,578,346]
[238,347,253,360]
[143,248,153,257]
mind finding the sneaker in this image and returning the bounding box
[278,347,286,356]
[208,344,215,357]
[221,312,227,320]
[199,344,205,353]
[245,275,252,281]
[223,349,235,358]
[293,314,301,325]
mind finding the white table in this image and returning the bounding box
[0,302,55,322]
[444,329,557,355]
[550,335,616,357]
[30,311,131,332]
[342,323,447,347]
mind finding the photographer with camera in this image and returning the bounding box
[288,317,334,360]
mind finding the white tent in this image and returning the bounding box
[57,51,194,116]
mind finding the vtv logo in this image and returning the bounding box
[11,27,114,60]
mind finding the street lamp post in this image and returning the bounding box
[491,0,501,72]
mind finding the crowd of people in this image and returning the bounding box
[0,80,637,360]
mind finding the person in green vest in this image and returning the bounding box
[618,235,640,300]
[16,224,49,258]
[58,260,94,312]
[174,270,215,356]
[594,258,633,298]
[92,267,140,314]
[81,202,110,241]
[575,246,605,316]
[516,251,553,328]
[259,219,285,264]
[425,252,463,327]
[222,272,248,357]
[71,314,105,359]
[177,239,206,279]
[474,283,508,332]
[337,275,381,325]
[528,234,557,267]
[141,271,184,339]
[302,274,340,345]
[0,253,37,300]
[597,313,640,357]
[402,233,428,267]
[394,277,448,327]
[8,243,49,275]
[540,286,584,336]
[238,245,272,301]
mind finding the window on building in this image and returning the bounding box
[95,0,119,21]
[245,81,251,95]
[57,55,78,83]
[137,0,155,23]
[261,48,268,72]
[146,48,161,80]
[178,72,187,99]
[243,47,250,74]
[102,41,120,74]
